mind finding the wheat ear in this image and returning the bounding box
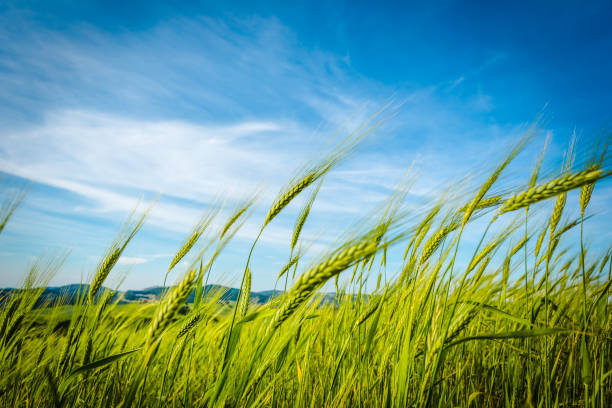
[168,207,219,272]
[549,192,566,237]
[269,230,384,330]
[419,222,459,266]
[177,313,202,338]
[462,135,531,226]
[264,172,318,228]
[500,167,610,213]
[580,146,607,216]
[89,209,147,303]
[534,225,547,259]
[467,232,509,273]
[262,115,380,228]
[0,187,27,236]
[457,195,502,214]
[291,179,322,251]
[219,200,253,241]
[510,236,530,257]
[145,268,197,349]
[278,255,300,280]
[237,267,251,318]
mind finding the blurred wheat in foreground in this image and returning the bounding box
[0,121,611,408]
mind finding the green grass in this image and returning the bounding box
[0,130,611,407]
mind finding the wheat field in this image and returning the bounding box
[0,126,611,407]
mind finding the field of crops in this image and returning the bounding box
[0,127,610,407]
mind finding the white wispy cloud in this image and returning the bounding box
[0,109,395,239]
[117,257,148,265]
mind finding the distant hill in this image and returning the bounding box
[0,284,289,306]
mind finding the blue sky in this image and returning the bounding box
[0,1,611,290]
